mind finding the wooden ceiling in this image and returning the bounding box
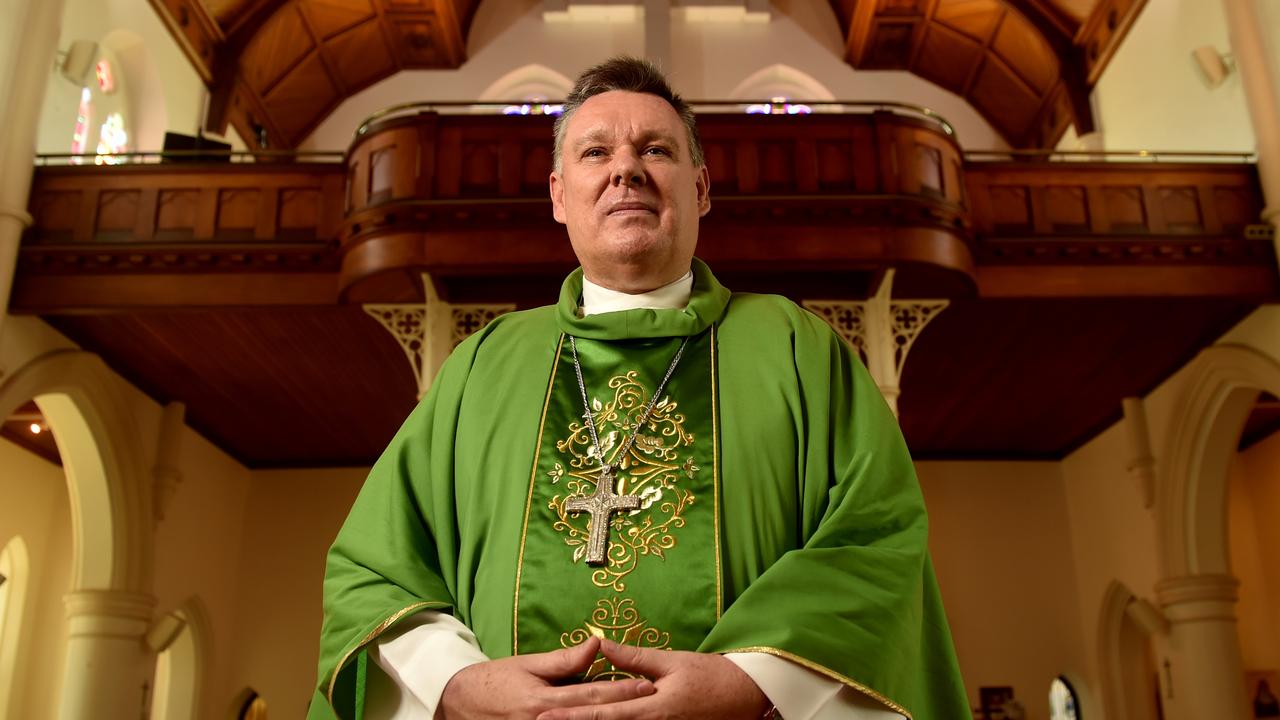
[829,0,1145,147]
[147,0,1144,150]
[149,0,478,148]
[40,298,1253,468]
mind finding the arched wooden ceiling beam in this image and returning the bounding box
[1002,0,1096,136]
[205,0,293,139]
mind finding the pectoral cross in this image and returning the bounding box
[566,465,641,565]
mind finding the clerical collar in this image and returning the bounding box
[556,257,730,340]
[580,270,693,317]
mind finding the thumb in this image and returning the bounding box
[599,639,676,677]
[521,636,602,680]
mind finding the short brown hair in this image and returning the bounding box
[553,57,704,172]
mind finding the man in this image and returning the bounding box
[310,57,969,720]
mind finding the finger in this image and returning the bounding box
[541,678,656,708]
[598,640,675,677]
[537,694,659,720]
[522,637,603,680]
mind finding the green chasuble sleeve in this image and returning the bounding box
[702,293,970,718]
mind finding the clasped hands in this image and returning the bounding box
[436,637,770,720]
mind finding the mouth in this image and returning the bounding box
[607,202,657,216]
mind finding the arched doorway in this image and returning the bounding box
[1154,343,1280,719]
[0,537,29,720]
[1097,581,1163,720]
[150,599,210,720]
[0,347,154,717]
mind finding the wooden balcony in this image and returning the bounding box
[16,108,1274,314]
[12,108,1275,465]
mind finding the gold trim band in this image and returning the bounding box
[718,646,913,719]
[327,600,447,711]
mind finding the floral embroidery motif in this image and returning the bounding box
[560,596,672,681]
[547,371,697,591]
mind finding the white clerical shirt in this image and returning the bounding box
[365,271,905,720]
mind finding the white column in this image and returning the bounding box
[0,0,66,360]
[59,590,156,720]
[1153,574,1250,720]
[1222,0,1280,236]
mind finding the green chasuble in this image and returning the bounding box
[309,259,970,720]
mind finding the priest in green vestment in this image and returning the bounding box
[309,57,970,720]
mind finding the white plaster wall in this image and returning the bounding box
[1082,0,1255,152]
[220,467,365,716]
[0,436,72,718]
[301,0,1006,151]
[35,0,215,155]
[150,427,252,719]
[918,460,1090,717]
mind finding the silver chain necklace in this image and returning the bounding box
[564,334,689,564]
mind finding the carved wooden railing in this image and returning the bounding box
[15,109,1275,311]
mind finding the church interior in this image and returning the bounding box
[1,0,1279,717]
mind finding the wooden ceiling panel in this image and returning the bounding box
[201,0,256,25]
[897,298,1254,457]
[991,9,1060,93]
[324,18,399,94]
[864,19,922,67]
[968,56,1041,142]
[303,0,378,40]
[914,25,986,94]
[242,5,317,96]
[48,309,418,468]
[1047,0,1094,23]
[389,15,453,67]
[261,53,341,143]
[934,0,1003,41]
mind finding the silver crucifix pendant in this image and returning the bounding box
[564,465,642,565]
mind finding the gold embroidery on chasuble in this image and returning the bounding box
[547,370,698,592]
[560,597,672,680]
[512,331,720,662]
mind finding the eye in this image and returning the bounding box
[582,147,606,158]
[644,146,671,157]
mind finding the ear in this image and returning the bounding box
[549,171,567,225]
[696,165,711,217]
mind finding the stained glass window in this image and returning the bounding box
[745,97,811,115]
[70,87,92,162]
[503,102,564,116]
[1049,676,1081,720]
[95,112,129,164]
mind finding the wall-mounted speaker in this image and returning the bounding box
[59,40,98,86]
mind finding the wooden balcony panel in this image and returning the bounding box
[339,111,976,300]
[26,163,346,247]
[966,162,1270,259]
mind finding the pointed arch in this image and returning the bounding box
[479,63,574,102]
[1158,344,1280,579]
[0,536,29,720]
[0,350,151,592]
[150,597,211,720]
[729,64,836,102]
[1097,580,1161,720]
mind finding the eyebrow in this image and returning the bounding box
[572,128,683,152]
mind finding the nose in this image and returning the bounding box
[610,148,645,188]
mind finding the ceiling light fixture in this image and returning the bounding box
[29,423,43,435]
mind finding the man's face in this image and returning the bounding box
[550,91,711,292]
